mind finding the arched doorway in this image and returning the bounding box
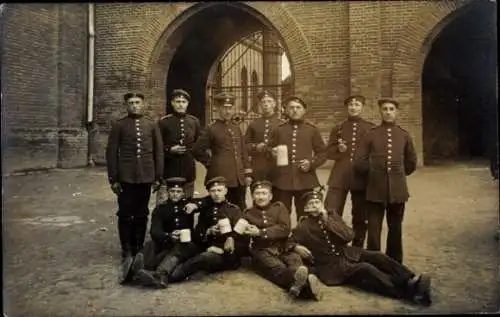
[422,0,497,164]
[163,3,293,126]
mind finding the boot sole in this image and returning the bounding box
[307,274,324,301]
[289,266,309,298]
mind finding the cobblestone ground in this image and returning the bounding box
[3,162,499,316]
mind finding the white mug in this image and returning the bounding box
[234,218,249,234]
[179,229,191,243]
[218,218,232,234]
[276,145,289,166]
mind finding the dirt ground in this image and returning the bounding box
[2,162,499,316]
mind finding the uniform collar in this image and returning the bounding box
[128,113,143,119]
[173,111,187,118]
[347,116,362,122]
[381,121,396,127]
[262,112,278,120]
[288,119,304,125]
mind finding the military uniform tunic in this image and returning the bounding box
[158,113,201,183]
[245,114,284,181]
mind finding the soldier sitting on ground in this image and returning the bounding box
[288,190,432,306]
[237,180,323,301]
[167,176,246,282]
[123,177,208,288]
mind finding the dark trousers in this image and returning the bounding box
[141,240,198,273]
[325,188,368,248]
[345,249,414,299]
[366,201,405,263]
[273,188,310,221]
[250,248,303,290]
[169,250,240,282]
[116,183,152,257]
[227,186,247,211]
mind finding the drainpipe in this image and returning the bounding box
[87,3,95,166]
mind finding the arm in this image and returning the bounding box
[353,130,372,175]
[310,128,327,170]
[259,203,291,240]
[322,212,354,244]
[105,121,120,184]
[150,207,171,245]
[404,134,418,176]
[326,125,343,161]
[240,130,252,175]
[244,123,259,156]
[153,122,164,181]
[192,126,212,168]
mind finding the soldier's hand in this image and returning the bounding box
[111,182,122,195]
[256,143,267,152]
[170,145,187,155]
[244,224,261,237]
[152,181,161,193]
[294,244,313,261]
[171,230,181,241]
[299,159,311,172]
[271,146,279,157]
[224,237,235,254]
[245,176,253,187]
[206,224,220,236]
[338,141,347,153]
[184,203,198,214]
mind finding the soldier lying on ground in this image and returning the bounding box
[167,176,246,282]
[237,180,324,300]
[288,190,432,306]
[121,177,209,288]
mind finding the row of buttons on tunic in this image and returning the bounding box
[135,119,142,158]
[350,122,358,162]
[291,125,298,164]
[261,210,268,239]
[174,205,181,227]
[263,119,270,144]
[318,220,340,256]
[387,128,393,172]
[227,127,240,161]
[179,118,185,145]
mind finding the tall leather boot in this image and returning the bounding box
[118,217,134,284]
[155,255,180,287]
[132,217,148,256]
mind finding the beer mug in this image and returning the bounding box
[218,218,232,234]
[234,218,249,234]
[180,229,191,243]
[276,145,289,166]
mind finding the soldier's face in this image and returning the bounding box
[304,198,323,216]
[286,101,306,120]
[168,187,185,202]
[127,97,145,115]
[218,104,235,121]
[347,100,364,117]
[171,96,189,114]
[379,103,398,123]
[209,185,228,203]
[252,187,273,207]
[259,96,276,116]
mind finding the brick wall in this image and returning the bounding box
[1,4,88,174]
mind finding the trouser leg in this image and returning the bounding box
[386,203,405,264]
[117,183,136,259]
[272,188,293,214]
[324,187,348,216]
[366,201,385,252]
[169,251,226,282]
[359,249,414,290]
[251,249,296,290]
[351,190,368,248]
[226,186,247,211]
[345,262,403,299]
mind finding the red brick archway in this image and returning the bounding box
[390,0,475,164]
[136,2,315,119]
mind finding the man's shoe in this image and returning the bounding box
[412,274,432,306]
[119,256,134,285]
[307,274,324,301]
[135,269,166,288]
[131,252,145,276]
[289,266,309,298]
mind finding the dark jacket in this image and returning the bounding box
[353,121,417,203]
[106,114,164,184]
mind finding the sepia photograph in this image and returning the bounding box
[1,0,498,316]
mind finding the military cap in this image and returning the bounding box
[171,89,191,101]
[124,92,145,102]
[250,180,273,193]
[377,98,400,109]
[214,92,236,106]
[165,177,187,189]
[344,95,366,106]
[283,95,307,109]
[257,90,276,101]
[300,190,324,203]
[205,176,228,190]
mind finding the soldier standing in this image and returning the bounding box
[354,98,418,264]
[106,92,164,273]
[157,89,201,202]
[269,96,327,221]
[239,180,323,300]
[244,90,284,181]
[192,92,252,210]
[324,95,375,247]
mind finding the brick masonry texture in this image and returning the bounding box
[2,1,477,172]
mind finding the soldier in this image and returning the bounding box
[124,177,203,288]
[157,89,201,202]
[106,92,163,277]
[289,190,432,306]
[353,98,418,264]
[169,176,244,282]
[269,95,327,221]
[244,90,284,181]
[239,180,323,300]
[324,95,375,248]
[192,92,253,210]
